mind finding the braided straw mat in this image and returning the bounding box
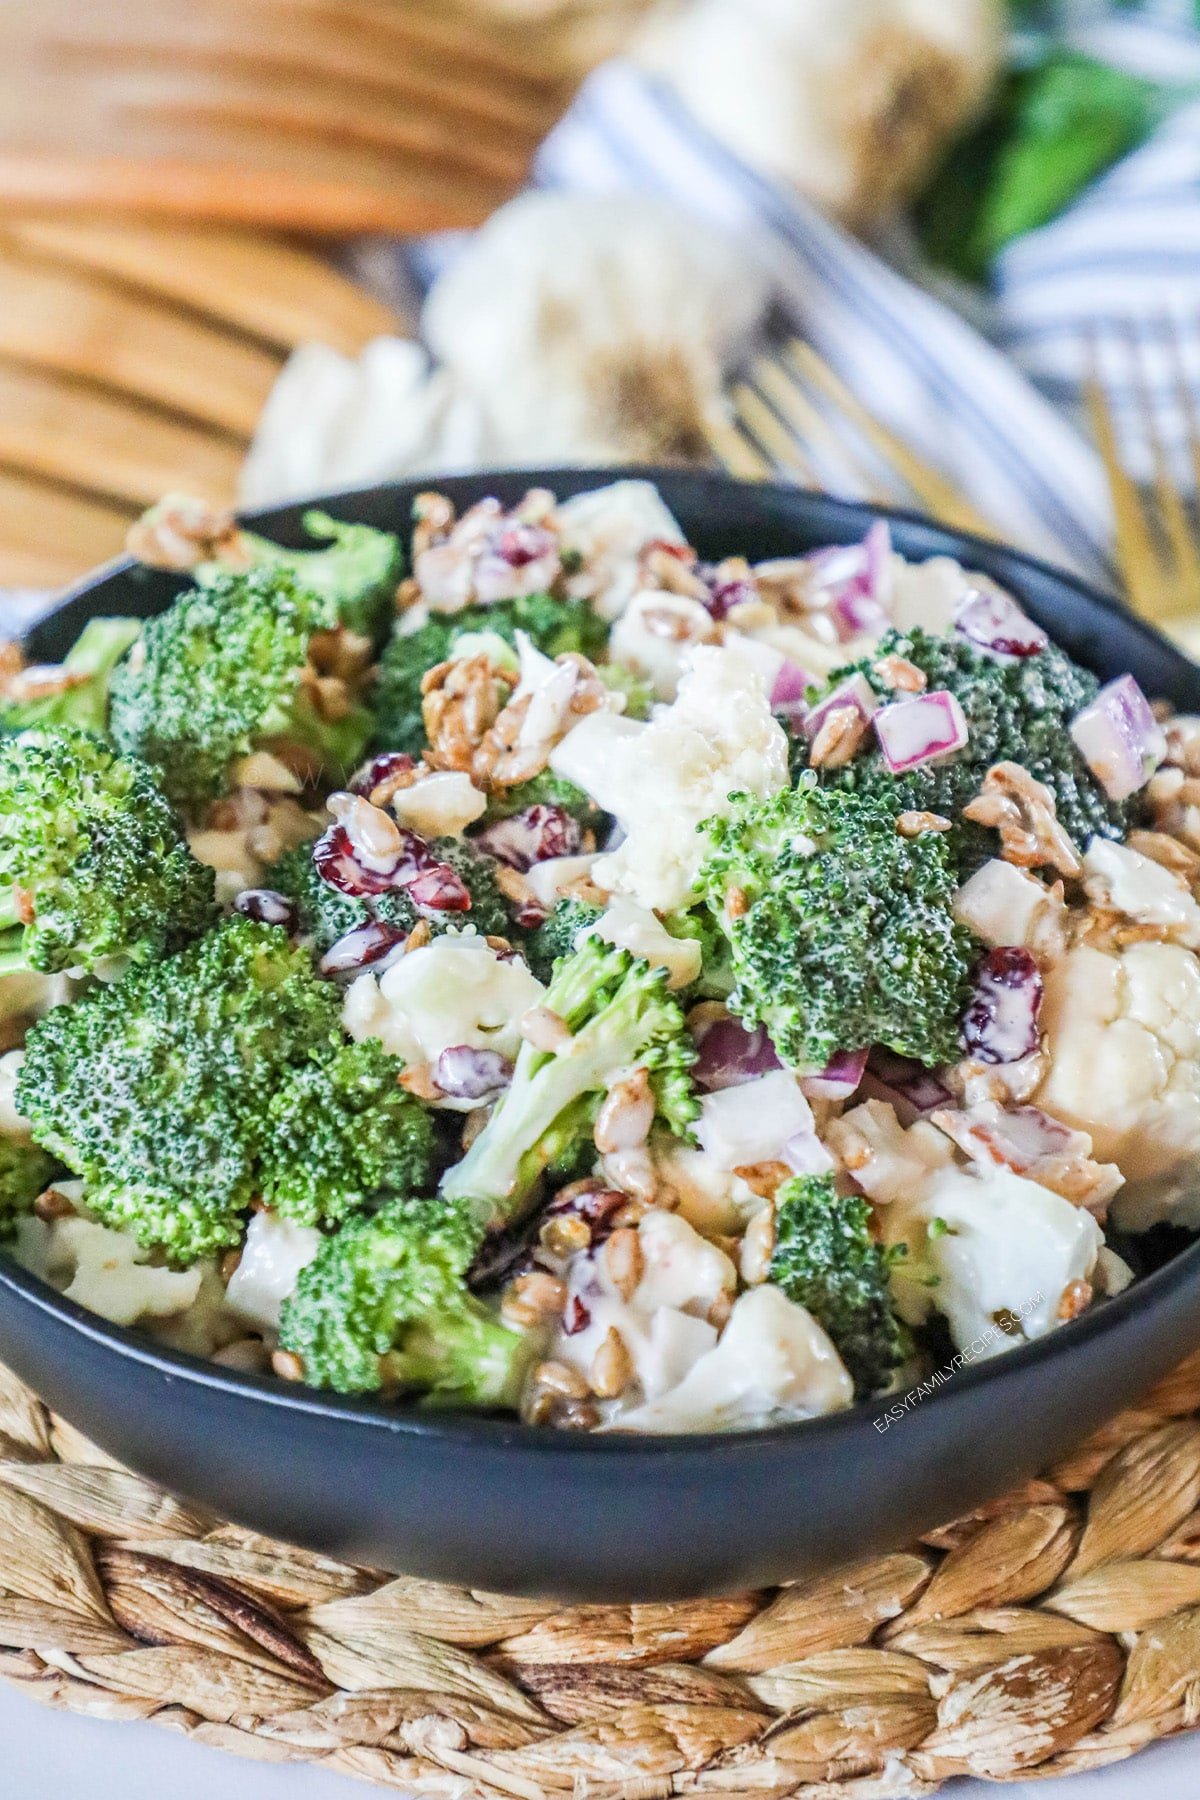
[2,1354,1200,1796]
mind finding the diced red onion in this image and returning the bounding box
[806,520,893,642]
[233,889,298,932]
[433,1045,513,1100]
[783,1130,835,1175]
[408,862,472,913]
[874,689,968,773]
[319,920,408,975]
[691,1015,782,1091]
[769,659,815,727]
[861,1049,953,1125]
[496,522,556,568]
[473,804,581,872]
[349,751,415,798]
[699,563,756,621]
[955,583,1047,659]
[962,947,1043,1065]
[803,671,879,741]
[801,1047,868,1102]
[1070,674,1166,802]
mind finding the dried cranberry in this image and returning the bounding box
[234,889,298,932]
[562,1292,592,1335]
[408,861,472,912]
[390,826,437,885]
[474,804,581,871]
[312,824,396,897]
[318,920,407,976]
[433,1045,513,1100]
[496,522,556,568]
[962,947,1044,1065]
[955,586,1048,659]
[349,751,415,797]
[699,563,755,621]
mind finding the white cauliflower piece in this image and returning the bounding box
[581,896,702,991]
[226,1210,323,1333]
[618,1286,853,1433]
[523,854,600,910]
[390,771,487,839]
[826,1099,954,1205]
[696,1071,824,1172]
[609,590,716,700]
[1036,942,1200,1219]
[343,930,544,1071]
[656,1142,764,1235]
[954,859,1065,956]
[556,480,688,619]
[882,1162,1104,1357]
[423,195,770,472]
[37,1217,206,1329]
[1082,838,1200,948]
[550,646,788,911]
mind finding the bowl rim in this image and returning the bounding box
[9,466,1200,1460]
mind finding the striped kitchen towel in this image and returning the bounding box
[524,3,1200,590]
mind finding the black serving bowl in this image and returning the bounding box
[3,468,1200,1602]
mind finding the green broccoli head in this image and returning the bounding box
[109,567,373,810]
[372,591,609,756]
[524,897,604,983]
[262,1038,436,1228]
[661,905,736,1002]
[770,1174,905,1399]
[0,727,216,976]
[697,777,973,1072]
[807,628,1128,870]
[208,510,402,644]
[480,769,601,829]
[442,938,698,1226]
[273,833,510,958]
[15,917,342,1261]
[0,1135,58,1239]
[0,619,141,739]
[278,1193,532,1401]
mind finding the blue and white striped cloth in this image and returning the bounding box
[527,8,1200,590]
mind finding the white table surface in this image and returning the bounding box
[1,1672,1196,1800]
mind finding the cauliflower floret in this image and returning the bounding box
[343,929,545,1073]
[550,646,788,911]
[29,1214,206,1329]
[695,1071,824,1171]
[391,771,486,839]
[609,589,716,701]
[1036,942,1200,1220]
[226,1209,323,1333]
[656,1141,763,1235]
[954,858,1065,956]
[826,1099,954,1205]
[557,480,689,619]
[618,1285,853,1432]
[581,896,702,991]
[882,1162,1104,1357]
[1082,838,1200,948]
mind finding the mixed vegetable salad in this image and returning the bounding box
[0,480,1196,1435]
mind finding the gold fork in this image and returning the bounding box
[704,335,998,540]
[1085,319,1200,634]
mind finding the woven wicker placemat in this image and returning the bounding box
[1,1356,1199,1797]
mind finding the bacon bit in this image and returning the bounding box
[1058,1279,1093,1322]
[809,703,869,770]
[873,653,927,693]
[963,761,1082,878]
[896,810,952,838]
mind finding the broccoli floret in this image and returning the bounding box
[480,769,600,828]
[273,834,509,956]
[278,1193,531,1401]
[442,938,698,1226]
[0,619,141,738]
[807,628,1128,870]
[525,897,604,983]
[110,567,373,810]
[0,727,216,976]
[662,906,736,1001]
[204,510,402,644]
[373,592,609,755]
[0,1136,58,1239]
[770,1174,905,1398]
[598,662,655,719]
[16,918,342,1261]
[262,1039,436,1228]
[697,777,973,1072]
